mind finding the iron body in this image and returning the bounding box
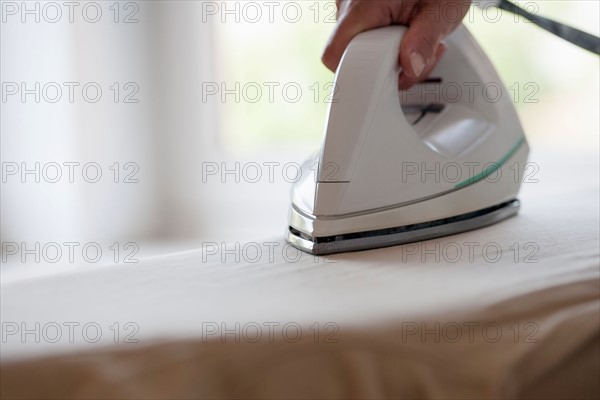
[287,25,529,255]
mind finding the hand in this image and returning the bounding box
[322,0,472,88]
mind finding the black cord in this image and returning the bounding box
[498,0,600,55]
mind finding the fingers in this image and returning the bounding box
[400,1,469,79]
[323,0,469,78]
[321,3,389,72]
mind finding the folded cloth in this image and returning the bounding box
[1,149,598,399]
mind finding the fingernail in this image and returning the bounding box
[410,52,426,77]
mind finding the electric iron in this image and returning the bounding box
[286,25,530,255]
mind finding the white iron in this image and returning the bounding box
[287,25,529,255]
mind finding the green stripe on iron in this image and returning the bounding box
[454,136,526,189]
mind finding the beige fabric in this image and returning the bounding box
[1,149,599,399]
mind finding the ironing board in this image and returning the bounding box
[1,148,599,399]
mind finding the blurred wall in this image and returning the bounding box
[1,1,218,249]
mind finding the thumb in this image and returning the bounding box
[400,2,465,78]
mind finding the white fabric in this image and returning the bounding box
[1,149,599,399]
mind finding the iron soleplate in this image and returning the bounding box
[287,199,520,255]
